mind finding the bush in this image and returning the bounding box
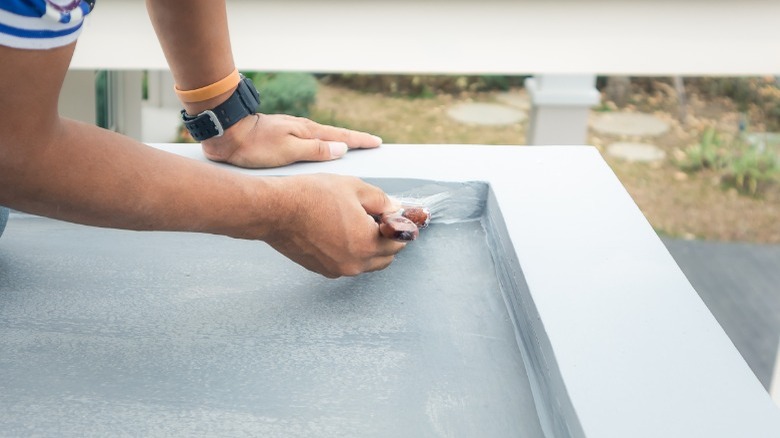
[723,142,780,195]
[676,128,728,172]
[675,127,780,196]
[249,72,318,117]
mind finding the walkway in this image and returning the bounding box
[662,237,780,389]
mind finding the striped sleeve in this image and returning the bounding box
[0,0,94,50]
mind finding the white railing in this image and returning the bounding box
[74,0,780,74]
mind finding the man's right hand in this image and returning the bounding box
[260,174,407,278]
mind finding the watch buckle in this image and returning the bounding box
[201,110,224,138]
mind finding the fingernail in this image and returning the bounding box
[371,135,383,144]
[328,141,348,158]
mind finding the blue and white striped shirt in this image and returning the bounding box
[0,0,94,49]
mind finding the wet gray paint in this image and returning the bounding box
[483,189,582,438]
[0,193,544,437]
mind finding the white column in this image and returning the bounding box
[142,70,182,143]
[111,70,144,140]
[146,70,179,108]
[525,75,600,145]
[59,70,97,125]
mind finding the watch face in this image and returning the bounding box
[240,77,261,109]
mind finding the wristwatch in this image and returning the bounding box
[181,75,261,142]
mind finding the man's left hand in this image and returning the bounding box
[200,113,383,168]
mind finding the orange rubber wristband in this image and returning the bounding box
[174,68,241,103]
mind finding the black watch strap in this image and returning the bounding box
[181,75,261,142]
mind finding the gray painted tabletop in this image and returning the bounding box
[0,215,543,437]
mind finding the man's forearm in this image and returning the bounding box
[0,117,281,240]
[146,0,238,115]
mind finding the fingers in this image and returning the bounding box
[223,114,382,167]
[298,118,382,149]
[322,236,404,277]
[202,113,383,168]
[275,138,346,164]
[349,237,405,277]
[368,214,409,254]
[376,238,407,257]
[379,214,419,241]
[356,182,399,216]
[286,119,383,162]
[362,254,397,274]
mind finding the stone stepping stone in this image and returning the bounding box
[591,112,670,137]
[447,103,526,126]
[606,142,666,163]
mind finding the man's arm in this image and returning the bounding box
[146,0,383,168]
[0,42,404,277]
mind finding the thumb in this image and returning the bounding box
[296,139,348,162]
[358,183,401,216]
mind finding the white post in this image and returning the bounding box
[146,70,179,108]
[59,70,97,125]
[142,70,182,143]
[110,70,144,140]
[525,74,600,145]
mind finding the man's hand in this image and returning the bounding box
[260,174,406,278]
[200,114,383,169]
